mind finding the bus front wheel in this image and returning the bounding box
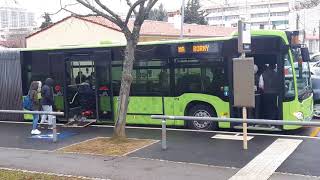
[187,104,217,130]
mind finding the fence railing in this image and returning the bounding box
[151,115,320,150]
[0,110,64,142]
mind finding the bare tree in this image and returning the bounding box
[62,0,158,139]
[295,0,320,9]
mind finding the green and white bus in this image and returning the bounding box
[19,30,313,130]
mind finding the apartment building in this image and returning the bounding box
[204,0,292,30]
[0,7,35,30]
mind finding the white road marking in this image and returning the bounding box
[211,134,254,141]
[229,138,302,180]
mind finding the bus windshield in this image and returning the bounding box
[292,47,312,100]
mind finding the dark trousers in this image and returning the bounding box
[262,93,278,120]
[254,94,261,119]
[248,94,261,119]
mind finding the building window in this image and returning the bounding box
[270,12,289,17]
[251,22,268,26]
[251,4,269,9]
[208,16,222,21]
[251,13,269,18]
[270,3,289,8]
[272,20,289,26]
[19,12,26,27]
[27,13,34,27]
[224,7,239,12]
[226,15,239,21]
[11,11,18,27]
[0,10,8,28]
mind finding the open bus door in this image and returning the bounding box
[62,50,112,127]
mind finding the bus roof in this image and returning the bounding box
[21,29,289,52]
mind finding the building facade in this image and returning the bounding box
[204,0,292,30]
[0,7,36,47]
[0,7,35,31]
[26,15,235,48]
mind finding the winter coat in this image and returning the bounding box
[28,81,40,111]
[41,78,54,106]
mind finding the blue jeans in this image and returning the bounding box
[32,114,39,130]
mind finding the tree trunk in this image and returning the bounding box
[113,39,136,139]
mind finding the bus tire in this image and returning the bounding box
[187,104,217,130]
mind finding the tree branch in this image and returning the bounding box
[75,0,129,32]
[125,0,138,15]
[94,0,123,23]
[144,0,158,19]
[125,0,146,25]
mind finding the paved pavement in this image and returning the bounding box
[0,122,319,179]
[0,148,237,180]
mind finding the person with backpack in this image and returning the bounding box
[40,78,55,129]
[28,81,41,135]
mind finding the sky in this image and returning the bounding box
[4,0,185,24]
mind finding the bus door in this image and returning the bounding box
[64,54,97,126]
[93,50,113,121]
[48,52,66,119]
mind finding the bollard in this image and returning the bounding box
[52,117,57,143]
[161,119,167,150]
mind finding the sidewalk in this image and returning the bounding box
[0,122,319,179]
[0,147,318,180]
[0,147,237,180]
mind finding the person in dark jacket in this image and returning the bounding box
[29,81,41,135]
[40,78,55,129]
[259,63,280,120]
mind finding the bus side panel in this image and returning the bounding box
[283,95,313,130]
[112,96,175,126]
[173,93,230,128]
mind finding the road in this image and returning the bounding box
[0,121,319,179]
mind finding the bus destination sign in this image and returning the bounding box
[177,42,220,54]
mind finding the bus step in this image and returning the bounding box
[233,125,282,131]
[64,119,96,128]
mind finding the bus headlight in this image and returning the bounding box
[293,112,304,121]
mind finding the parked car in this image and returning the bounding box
[312,75,320,102]
[310,52,320,66]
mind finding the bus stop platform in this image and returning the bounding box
[0,121,319,179]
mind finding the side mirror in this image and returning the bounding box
[301,47,310,62]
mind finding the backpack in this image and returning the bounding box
[23,95,32,110]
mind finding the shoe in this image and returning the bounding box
[31,129,41,135]
[39,120,48,124]
[48,126,53,130]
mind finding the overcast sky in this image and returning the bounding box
[10,0,185,24]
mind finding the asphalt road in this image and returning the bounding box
[0,122,319,179]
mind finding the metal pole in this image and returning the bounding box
[151,115,320,127]
[0,110,64,116]
[268,0,271,29]
[161,119,167,150]
[318,20,320,52]
[296,13,299,30]
[52,117,57,143]
[180,0,185,39]
[243,107,248,150]
[0,110,63,143]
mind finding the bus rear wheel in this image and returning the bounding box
[187,104,217,130]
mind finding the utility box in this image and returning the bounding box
[233,57,255,108]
